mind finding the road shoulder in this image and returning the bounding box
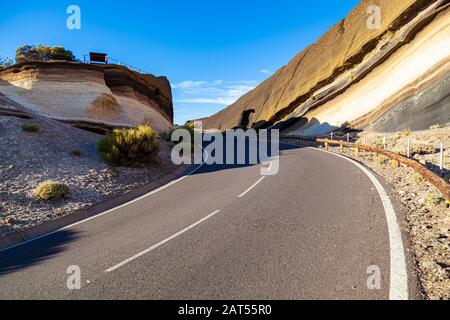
[0,163,192,252]
[303,146,427,300]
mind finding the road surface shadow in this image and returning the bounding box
[0,229,80,276]
[191,141,306,175]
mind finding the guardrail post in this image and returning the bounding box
[325,142,329,150]
[383,134,387,150]
[347,133,350,143]
[331,132,334,140]
[364,132,367,145]
[313,136,449,201]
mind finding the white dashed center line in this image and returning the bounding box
[238,177,266,198]
[105,210,221,273]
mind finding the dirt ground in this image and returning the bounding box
[0,115,179,237]
[360,126,450,179]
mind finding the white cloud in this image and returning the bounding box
[172,80,258,105]
[171,80,208,89]
[260,69,272,75]
[176,98,235,105]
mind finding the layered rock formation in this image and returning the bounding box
[0,62,173,133]
[202,0,450,134]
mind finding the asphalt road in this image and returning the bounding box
[0,142,419,300]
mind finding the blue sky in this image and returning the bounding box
[1,0,359,124]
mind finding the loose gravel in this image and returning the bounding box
[0,116,178,237]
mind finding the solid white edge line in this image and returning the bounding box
[238,177,266,198]
[309,147,408,300]
[0,162,207,253]
[105,210,221,273]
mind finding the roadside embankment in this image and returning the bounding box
[282,128,450,300]
[0,114,180,239]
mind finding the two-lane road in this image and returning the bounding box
[0,143,419,299]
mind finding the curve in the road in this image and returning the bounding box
[310,147,408,300]
[0,144,413,300]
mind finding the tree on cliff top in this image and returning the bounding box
[15,45,76,63]
[0,56,14,67]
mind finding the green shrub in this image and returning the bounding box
[97,125,160,166]
[22,124,40,133]
[71,149,83,157]
[397,128,411,138]
[393,142,436,157]
[374,155,389,165]
[425,192,442,206]
[16,45,76,63]
[170,125,195,145]
[369,137,385,149]
[390,159,400,167]
[410,143,436,156]
[35,181,69,201]
[411,172,426,184]
[429,124,441,130]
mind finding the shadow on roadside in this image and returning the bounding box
[191,138,307,175]
[0,229,80,276]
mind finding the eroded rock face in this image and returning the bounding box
[0,62,174,133]
[202,0,449,134]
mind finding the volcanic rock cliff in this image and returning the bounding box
[0,61,173,133]
[202,0,450,134]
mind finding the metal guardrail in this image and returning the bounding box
[282,135,450,201]
[82,54,150,74]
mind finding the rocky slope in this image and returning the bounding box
[0,61,173,134]
[202,0,450,135]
